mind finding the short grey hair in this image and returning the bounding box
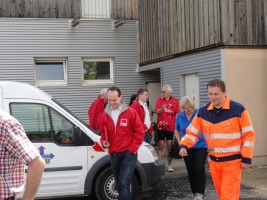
[100,88,108,95]
[162,84,172,93]
[180,96,195,110]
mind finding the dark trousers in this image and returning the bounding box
[110,150,137,200]
[183,148,208,195]
[144,131,151,143]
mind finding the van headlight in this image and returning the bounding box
[145,144,159,161]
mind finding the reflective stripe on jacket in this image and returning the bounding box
[180,96,255,164]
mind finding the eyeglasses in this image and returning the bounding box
[161,91,166,93]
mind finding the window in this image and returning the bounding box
[82,0,110,19]
[35,59,68,86]
[83,58,114,85]
[10,103,53,142]
[10,103,75,144]
[10,103,92,145]
[50,109,75,144]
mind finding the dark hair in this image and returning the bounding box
[207,79,226,92]
[137,88,148,97]
[128,94,137,106]
[108,86,121,97]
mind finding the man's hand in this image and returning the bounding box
[179,148,188,157]
[156,104,167,115]
[241,162,252,169]
[103,141,110,148]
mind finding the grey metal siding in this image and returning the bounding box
[0,18,159,123]
[140,49,222,106]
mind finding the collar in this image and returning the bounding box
[138,98,147,106]
[207,96,230,110]
[161,96,173,101]
[110,104,122,112]
[98,96,105,101]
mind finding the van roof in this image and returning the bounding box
[0,81,52,100]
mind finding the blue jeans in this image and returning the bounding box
[110,150,137,200]
[144,131,151,143]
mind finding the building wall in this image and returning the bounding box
[139,48,222,105]
[224,48,267,164]
[0,18,159,123]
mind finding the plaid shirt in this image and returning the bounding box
[0,112,40,199]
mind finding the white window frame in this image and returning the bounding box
[82,58,114,86]
[34,58,68,86]
[81,0,111,19]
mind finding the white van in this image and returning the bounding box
[0,81,165,200]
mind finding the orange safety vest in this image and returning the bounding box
[180,96,255,164]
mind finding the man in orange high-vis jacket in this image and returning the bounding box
[179,79,255,200]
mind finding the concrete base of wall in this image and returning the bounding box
[252,156,267,166]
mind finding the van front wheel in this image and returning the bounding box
[94,167,138,200]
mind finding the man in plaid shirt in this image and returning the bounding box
[0,110,45,200]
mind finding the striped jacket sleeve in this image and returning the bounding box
[240,109,255,164]
[180,114,203,150]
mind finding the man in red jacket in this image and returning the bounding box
[100,87,145,200]
[131,88,153,143]
[88,88,107,130]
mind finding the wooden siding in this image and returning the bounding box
[139,0,267,65]
[111,0,139,20]
[139,0,221,64]
[0,0,139,19]
[0,0,81,18]
[221,0,267,45]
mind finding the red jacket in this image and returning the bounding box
[100,103,145,154]
[131,98,153,134]
[88,96,105,130]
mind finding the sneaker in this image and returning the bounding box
[167,165,174,172]
[193,196,204,200]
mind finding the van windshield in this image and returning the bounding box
[52,98,97,133]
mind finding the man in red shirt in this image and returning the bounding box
[100,87,144,200]
[131,88,153,143]
[88,88,107,130]
[155,85,180,172]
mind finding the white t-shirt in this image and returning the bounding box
[139,100,151,130]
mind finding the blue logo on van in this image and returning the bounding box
[38,146,55,164]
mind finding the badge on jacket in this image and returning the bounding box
[120,119,128,126]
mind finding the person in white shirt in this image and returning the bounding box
[131,89,153,143]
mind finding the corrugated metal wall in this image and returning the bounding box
[0,18,160,123]
[140,49,222,106]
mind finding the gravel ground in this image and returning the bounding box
[135,172,267,200]
[41,172,267,200]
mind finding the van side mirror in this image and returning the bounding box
[73,126,82,145]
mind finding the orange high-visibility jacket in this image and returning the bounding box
[180,96,255,164]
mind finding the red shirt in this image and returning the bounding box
[100,104,145,154]
[88,96,105,130]
[155,96,180,131]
